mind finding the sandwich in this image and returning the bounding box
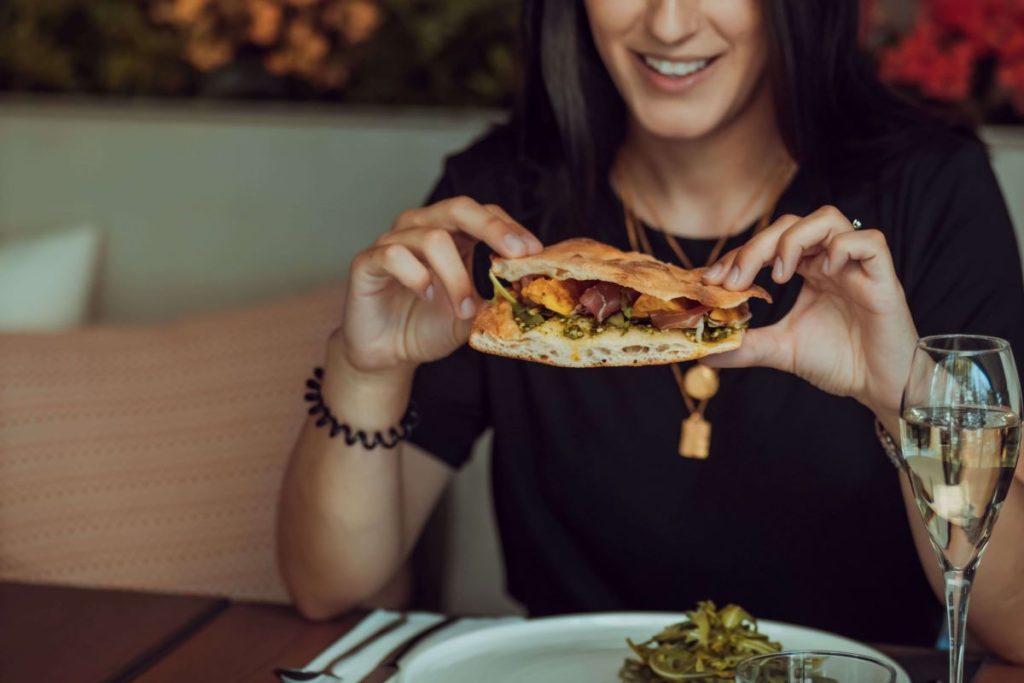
[469,237,771,367]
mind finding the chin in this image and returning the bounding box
[631,103,729,141]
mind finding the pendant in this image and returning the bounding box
[679,413,711,459]
[683,364,719,401]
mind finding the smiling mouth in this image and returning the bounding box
[638,53,718,78]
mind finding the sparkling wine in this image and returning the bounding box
[901,336,1021,683]
[900,406,1021,570]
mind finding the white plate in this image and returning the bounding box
[399,613,911,683]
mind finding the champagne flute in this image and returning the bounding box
[900,335,1022,683]
[735,651,896,683]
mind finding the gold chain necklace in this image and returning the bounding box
[618,158,796,459]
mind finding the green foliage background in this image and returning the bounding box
[0,0,191,95]
[348,0,519,106]
[0,0,520,106]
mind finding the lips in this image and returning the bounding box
[638,53,718,79]
[630,50,722,94]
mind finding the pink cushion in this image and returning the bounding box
[0,284,343,602]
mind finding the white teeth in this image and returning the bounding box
[643,56,710,78]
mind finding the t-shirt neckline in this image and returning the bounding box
[600,165,805,249]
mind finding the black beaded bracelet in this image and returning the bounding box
[304,367,418,449]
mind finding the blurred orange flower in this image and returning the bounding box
[151,0,383,90]
[187,39,233,71]
[339,0,382,45]
[155,0,210,25]
[248,0,282,45]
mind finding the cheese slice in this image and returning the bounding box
[709,307,746,324]
[521,278,578,316]
[632,294,683,318]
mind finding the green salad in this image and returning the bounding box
[619,602,782,682]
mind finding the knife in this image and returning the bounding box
[357,615,461,683]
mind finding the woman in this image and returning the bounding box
[278,0,1024,659]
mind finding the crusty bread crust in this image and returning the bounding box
[491,237,771,309]
[469,300,742,368]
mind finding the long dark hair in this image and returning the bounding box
[516,0,954,227]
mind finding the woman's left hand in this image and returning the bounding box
[701,205,918,420]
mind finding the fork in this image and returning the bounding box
[275,614,408,682]
[356,616,461,683]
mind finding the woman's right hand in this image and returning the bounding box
[338,196,543,374]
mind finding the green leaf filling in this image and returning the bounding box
[489,270,545,330]
[619,601,783,683]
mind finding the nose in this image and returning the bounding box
[647,0,701,46]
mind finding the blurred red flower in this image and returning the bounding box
[877,0,1024,115]
[880,18,977,101]
[931,0,1024,53]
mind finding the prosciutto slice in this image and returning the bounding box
[579,282,623,323]
[650,305,711,330]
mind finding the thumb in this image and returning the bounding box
[452,294,486,344]
[454,315,474,344]
[702,326,788,371]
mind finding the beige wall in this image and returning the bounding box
[0,101,498,322]
[984,127,1024,252]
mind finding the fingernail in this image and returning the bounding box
[772,257,783,281]
[706,263,723,279]
[822,255,831,275]
[526,235,544,253]
[727,267,741,287]
[425,284,434,301]
[503,233,525,256]
[460,297,476,318]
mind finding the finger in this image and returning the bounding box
[796,251,830,283]
[419,229,479,319]
[723,214,801,289]
[702,326,789,372]
[703,249,738,283]
[775,205,854,282]
[702,214,801,287]
[376,227,485,315]
[351,244,432,300]
[396,196,538,259]
[483,204,544,253]
[440,198,539,256]
[723,207,853,289]
[822,228,895,281]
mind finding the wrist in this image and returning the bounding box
[305,366,419,448]
[873,416,903,470]
[866,396,903,470]
[322,338,416,430]
[867,402,902,439]
[858,317,919,433]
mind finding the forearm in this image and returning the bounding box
[900,473,1024,663]
[277,344,415,619]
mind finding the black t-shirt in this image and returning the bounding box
[408,126,1024,645]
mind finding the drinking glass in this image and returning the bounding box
[735,651,896,683]
[900,335,1022,683]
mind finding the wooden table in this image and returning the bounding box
[0,582,227,682]
[1,581,1021,683]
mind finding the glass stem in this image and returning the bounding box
[944,568,973,683]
